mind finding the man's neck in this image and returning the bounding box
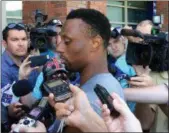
[7,51,23,67]
[80,54,109,85]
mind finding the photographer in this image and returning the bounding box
[29,19,63,100]
[40,18,63,58]
[124,20,168,132]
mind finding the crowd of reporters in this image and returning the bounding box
[1,8,168,133]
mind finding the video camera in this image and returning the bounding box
[125,30,168,67]
[111,20,169,70]
[12,97,49,132]
[29,10,57,52]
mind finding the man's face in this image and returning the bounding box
[50,26,62,50]
[108,37,125,58]
[56,19,92,71]
[136,24,152,34]
[55,26,62,45]
[5,30,28,57]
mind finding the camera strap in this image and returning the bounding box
[57,118,65,133]
[168,70,169,88]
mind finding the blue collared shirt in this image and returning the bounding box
[1,51,39,88]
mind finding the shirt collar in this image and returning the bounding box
[3,51,17,66]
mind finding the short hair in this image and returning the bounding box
[137,20,154,28]
[113,35,126,45]
[2,24,27,41]
[66,8,111,48]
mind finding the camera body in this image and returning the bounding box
[13,117,36,132]
[12,97,48,133]
[29,10,57,52]
[126,32,168,69]
[126,16,168,68]
[30,27,56,51]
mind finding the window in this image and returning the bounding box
[128,1,147,8]
[107,6,124,22]
[6,1,22,24]
[107,0,149,28]
[107,1,124,6]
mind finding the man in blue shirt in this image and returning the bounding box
[1,23,39,122]
[1,23,39,89]
[107,31,136,112]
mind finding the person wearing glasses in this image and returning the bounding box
[1,23,39,121]
[2,23,39,88]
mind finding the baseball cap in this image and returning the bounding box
[43,57,68,80]
[47,19,62,27]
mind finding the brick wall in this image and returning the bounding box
[156,1,169,31]
[88,1,107,14]
[23,1,67,24]
[23,1,107,25]
[23,1,168,31]
[66,1,87,14]
[66,0,107,14]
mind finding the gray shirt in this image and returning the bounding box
[48,73,124,132]
[81,73,124,115]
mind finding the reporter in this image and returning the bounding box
[101,93,142,132]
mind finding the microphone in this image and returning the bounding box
[12,80,33,97]
[120,29,144,39]
[111,27,121,38]
[1,80,33,106]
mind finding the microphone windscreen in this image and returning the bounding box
[12,80,33,97]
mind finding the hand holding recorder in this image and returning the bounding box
[101,92,142,132]
[48,84,108,132]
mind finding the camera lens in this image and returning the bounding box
[37,39,45,46]
[35,37,46,48]
[23,120,30,125]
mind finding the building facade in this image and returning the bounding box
[23,0,169,31]
[1,1,169,31]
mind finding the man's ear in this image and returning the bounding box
[2,40,7,49]
[91,35,102,51]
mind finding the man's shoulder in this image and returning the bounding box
[1,60,11,74]
[1,51,13,67]
[82,73,124,99]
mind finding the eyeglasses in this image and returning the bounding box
[7,23,25,29]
